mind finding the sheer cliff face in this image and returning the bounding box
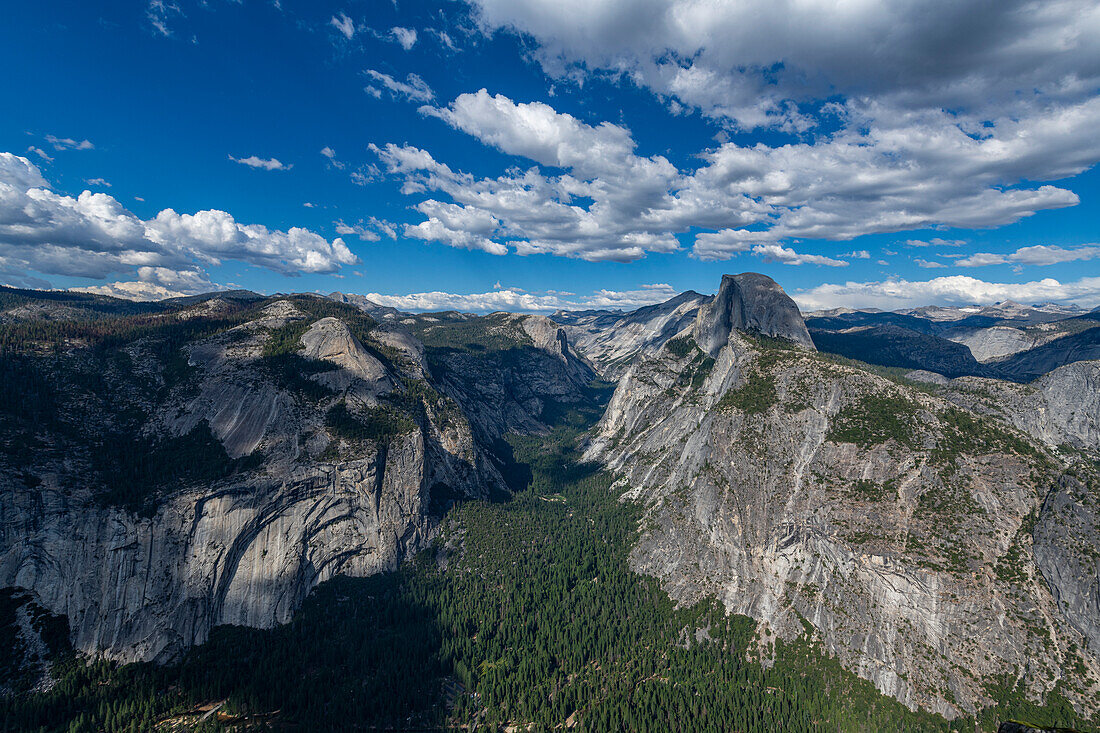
[584,276,1100,720]
[405,312,597,444]
[0,299,500,663]
[694,273,814,355]
[553,291,709,378]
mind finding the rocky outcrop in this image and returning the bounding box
[585,296,1100,718]
[1033,474,1100,658]
[553,291,708,377]
[944,360,1100,453]
[694,273,813,355]
[947,325,1050,362]
[300,317,389,384]
[328,291,407,322]
[0,300,500,663]
[1,434,439,663]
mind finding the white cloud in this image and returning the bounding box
[375,91,767,261]
[45,135,94,151]
[413,2,1100,262]
[147,208,356,273]
[403,200,508,255]
[363,283,680,313]
[751,244,848,267]
[334,218,393,242]
[391,26,418,50]
[423,89,637,177]
[320,146,345,170]
[26,146,53,163]
[1011,244,1100,266]
[468,0,1100,131]
[692,229,770,258]
[85,177,111,188]
[914,258,947,269]
[72,266,216,301]
[428,28,458,52]
[793,275,1100,311]
[365,70,434,103]
[958,244,1100,268]
[330,13,356,40]
[376,90,1092,262]
[0,151,357,292]
[840,250,870,259]
[229,154,291,171]
[903,238,966,248]
[147,0,182,37]
[956,252,1009,267]
[73,281,189,301]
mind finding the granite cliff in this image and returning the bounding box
[582,274,1100,720]
[0,295,501,663]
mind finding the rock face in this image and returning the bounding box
[993,327,1100,382]
[552,291,709,377]
[809,324,987,379]
[947,325,1050,362]
[694,273,814,355]
[941,360,1100,453]
[0,298,501,663]
[405,312,597,444]
[1033,474,1100,658]
[584,278,1100,719]
[299,317,390,385]
[1,437,440,663]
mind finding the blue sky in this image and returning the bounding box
[1,0,1099,311]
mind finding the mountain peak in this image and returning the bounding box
[693,273,814,355]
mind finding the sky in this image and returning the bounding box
[1,0,1099,312]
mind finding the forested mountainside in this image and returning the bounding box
[1,278,1099,732]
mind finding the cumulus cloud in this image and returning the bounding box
[375,1,1100,264]
[85,178,111,188]
[375,91,767,261]
[320,146,345,170]
[229,154,291,171]
[0,151,357,293]
[365,70,434,103]
[73,281,190,300]
[793,275,1100,311]
[751,244,848,267]
[914,258,947,269]
[72,266,216,301]
[364,282,680,313]
[467,0,1100,130]
[374,89,1091,262]
[391,26,417,50]
[330,13,356,39]
[957,244,1100,268]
